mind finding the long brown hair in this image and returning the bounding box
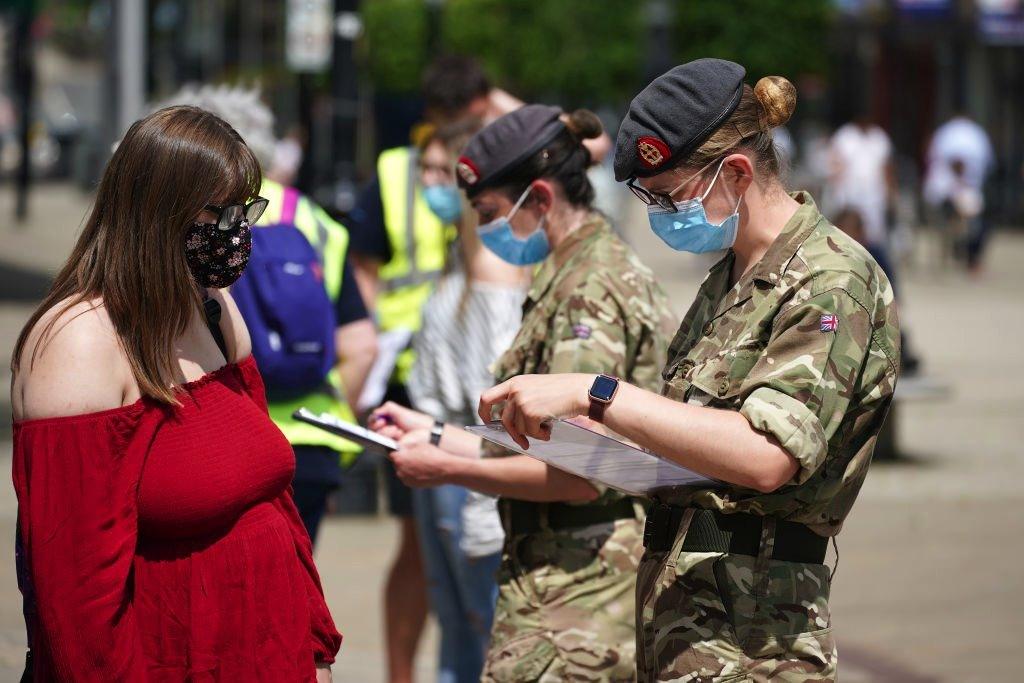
[11,105,261,404]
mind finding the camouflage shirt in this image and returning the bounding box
[488,211,676,504]
[655,193,900,535]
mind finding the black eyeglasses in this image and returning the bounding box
[201,197,269,231]
[625,158,722,211]
[626,179,679,211]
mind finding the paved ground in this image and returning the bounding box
[0,183,1021,681]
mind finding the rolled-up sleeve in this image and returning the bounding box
[739,287,875,483]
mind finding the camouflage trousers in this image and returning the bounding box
[482,517,644,682]
[635,510,836,682]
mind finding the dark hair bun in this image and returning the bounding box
[564,109,603,141]
[754,76,797,130]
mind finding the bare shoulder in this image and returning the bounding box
[211,288,252,363]
[15,298,132,421]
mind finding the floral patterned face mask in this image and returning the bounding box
[184,220,252,288]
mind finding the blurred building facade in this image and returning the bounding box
[832,0,1024,222]
[4,0,1022,223]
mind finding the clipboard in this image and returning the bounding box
[292,408,399,453]
[465,419,721,497]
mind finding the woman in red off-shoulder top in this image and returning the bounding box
[10,106,340,681]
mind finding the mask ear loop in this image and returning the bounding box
[698,158,728,203]
[703,159,745,223]
[503,182,548,242]
[505,183,535,222]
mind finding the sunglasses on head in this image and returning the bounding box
[200,197,269,231]
[626,157,722,211]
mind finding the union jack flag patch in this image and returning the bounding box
[820,314,839,333]
[572,324,592,340]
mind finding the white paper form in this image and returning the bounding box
[464,420,722,497]
[357,329,414,412]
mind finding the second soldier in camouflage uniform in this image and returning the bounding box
[458,106,675,682]
[482,206,675,682]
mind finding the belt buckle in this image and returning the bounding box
[643,503,672,552]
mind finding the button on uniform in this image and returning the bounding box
[703,321,714,336]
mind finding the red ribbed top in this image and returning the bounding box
[13,356,341,682]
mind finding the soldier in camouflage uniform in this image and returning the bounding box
[481,205,675,682]
[371,105,675,682]
[479,61,900,682]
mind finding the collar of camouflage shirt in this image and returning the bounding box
[705,191,826,318]
[525,211,608,307]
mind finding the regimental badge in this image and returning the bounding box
[820,314,839,333]
[637,136,671,169]
[456,156,480,185]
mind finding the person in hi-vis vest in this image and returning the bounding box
[348,55,502,683]
[154,85,378,545]
[347,137,454,683]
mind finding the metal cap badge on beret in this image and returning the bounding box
[614,58,746,182]
[457,104,566,198]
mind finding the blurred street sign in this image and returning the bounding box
[896,0,953,17]
[286,0,334,73]
[978,0,1024,43]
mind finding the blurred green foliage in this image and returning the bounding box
[363,0,642,105]
[361,0,831,103]
[361,0,431,93]
[40,0,105,57]
[442,0,642,106]
[674,0,833,82]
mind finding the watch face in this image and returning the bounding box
[590,374,618,402]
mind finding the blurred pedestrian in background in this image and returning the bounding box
[155,85,377,545]
[10,106,340,681]
[372,104,676,682]
[346,59,471,683]
[826,110,898,280]
[924,112,995,276]
[826,111,921,375]
[406,119,530,683]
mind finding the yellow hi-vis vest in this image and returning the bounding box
[256,179,361,464]
[376,147,453,384]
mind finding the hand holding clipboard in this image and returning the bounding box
[292,408,399,453]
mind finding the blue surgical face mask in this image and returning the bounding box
[646,160,742,254]
[423,184,463,223]
[476,185,550,265]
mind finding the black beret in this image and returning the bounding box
[614,58,746,182]
[457,104,566,197]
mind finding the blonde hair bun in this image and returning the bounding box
[754,76,797,130]
[564,109,603,141]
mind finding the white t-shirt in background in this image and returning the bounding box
[827,123,893,245]
[924,116,994,207]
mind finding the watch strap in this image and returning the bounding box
[588,399,608,423]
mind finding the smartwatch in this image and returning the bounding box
[430,420,445,446]
[587,374,620,423]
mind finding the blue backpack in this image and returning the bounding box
[231,187,337,401]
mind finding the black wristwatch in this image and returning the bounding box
[587,374,620,423]
[430,420,445,446]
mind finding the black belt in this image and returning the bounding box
[643,504,828,565]
[502,498,640,536]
